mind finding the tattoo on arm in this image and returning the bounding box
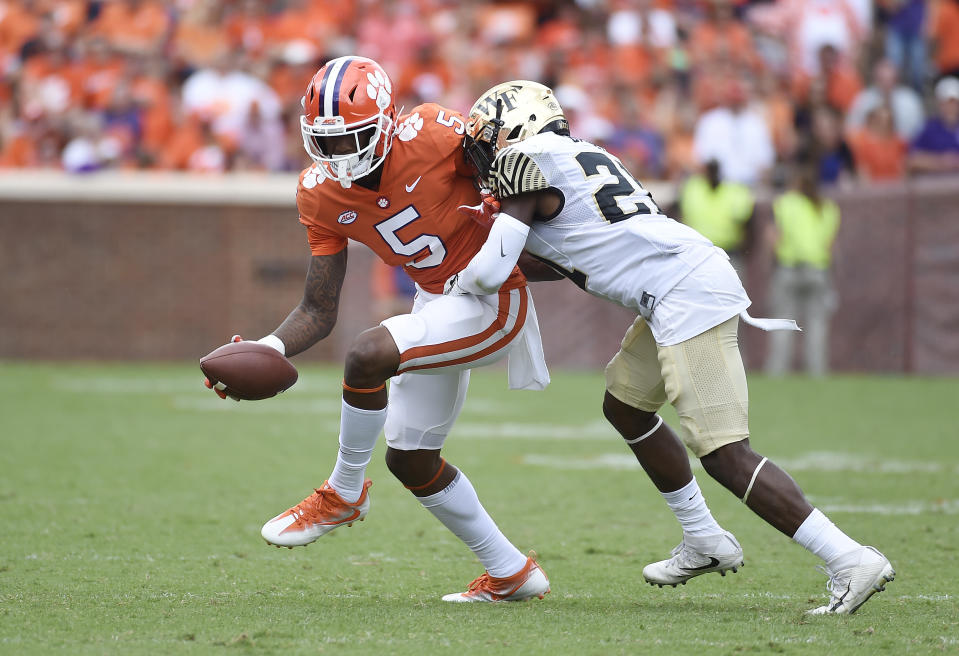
[273,250,347,357]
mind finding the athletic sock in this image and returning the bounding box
[792,508,862,566]
[327,400,386,503]
[661,477,724,538]
[417,471,528,578]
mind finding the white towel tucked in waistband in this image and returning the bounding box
[740,309,802,332]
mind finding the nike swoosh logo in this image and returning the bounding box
[500,238,507,257]
[680,557,720,572]
[405,176,422,193]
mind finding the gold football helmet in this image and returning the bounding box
[464,80,568,185]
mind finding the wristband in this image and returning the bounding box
[257,334,286,356]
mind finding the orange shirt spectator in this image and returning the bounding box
[929,0,959,76]
[92,0,170,55]
[170,1,230,70]
[688,2,762,73]
[20,50,88,110]
[130,68,173,154]
[792,45,862,113]
[848,106,907,180]
[225,0,270,57]
[0,128,38,167]
[0,1,39,56]
[82,51,126,111]
[756,72,798,158]
[267,0,340,52]
[395,45,454,103]
[46,0,87,40]
[157,112,206,170]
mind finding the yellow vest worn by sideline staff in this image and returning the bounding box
[679,175,755,252]
[772,191,840,269]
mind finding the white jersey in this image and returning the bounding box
[490,132,751,345]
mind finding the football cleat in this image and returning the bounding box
[643,531,744,587]
[806,546,895,615]
[442,554,550,603]
[261,479,372,548]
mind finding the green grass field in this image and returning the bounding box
[1,362,957,654]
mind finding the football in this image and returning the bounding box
[199,341,298,400]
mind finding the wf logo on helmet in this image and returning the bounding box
[473,85,523,116]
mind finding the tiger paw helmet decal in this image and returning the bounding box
[366,70,393,111]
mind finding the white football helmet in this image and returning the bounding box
[464,80,568,183]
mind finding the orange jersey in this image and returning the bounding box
[296,103,525,294]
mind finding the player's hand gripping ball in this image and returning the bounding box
[200,336,297,401]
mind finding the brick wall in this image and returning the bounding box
[1,174,957,373]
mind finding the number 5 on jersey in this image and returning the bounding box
[374,205,447,268]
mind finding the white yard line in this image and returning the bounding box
[172,397,342,415]
[523,451,959,474]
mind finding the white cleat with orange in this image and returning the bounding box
[261,479,372,548]
[442,554,550,603]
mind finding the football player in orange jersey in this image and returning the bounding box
[203,57,549,602]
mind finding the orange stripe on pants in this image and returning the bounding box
[397,289,528,374]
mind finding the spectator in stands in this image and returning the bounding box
[688,0,762,74]
[90,0,171,57]
[749,0,863,78]
[0,0,957,184]
[928,0,959,80]
[754,70,798,162]
[606,0,678,53]
[801,105,856,186]
[663,99,699,182]
[555,82,614,145]
[908,76,959,175]
[765,163,841,377]
[792,43,863,115]
[169,0,231,72]
[61,111,121,173]
[848,105,908,181]
[679,159,755,277]
[846,58,925,141]
[181,52,282,149]
[692,78,775,187]
[186,116,228,173]
[234,100,286,172]
[607,84,665,179]
[877,0,927,91]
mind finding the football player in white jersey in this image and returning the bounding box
[444,80,895,615]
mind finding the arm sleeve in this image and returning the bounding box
[454,212,530,295]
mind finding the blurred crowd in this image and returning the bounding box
[1,0,958,185]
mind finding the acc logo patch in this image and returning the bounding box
[337,210,358,224]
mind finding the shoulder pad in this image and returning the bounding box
[489,147,549,198]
